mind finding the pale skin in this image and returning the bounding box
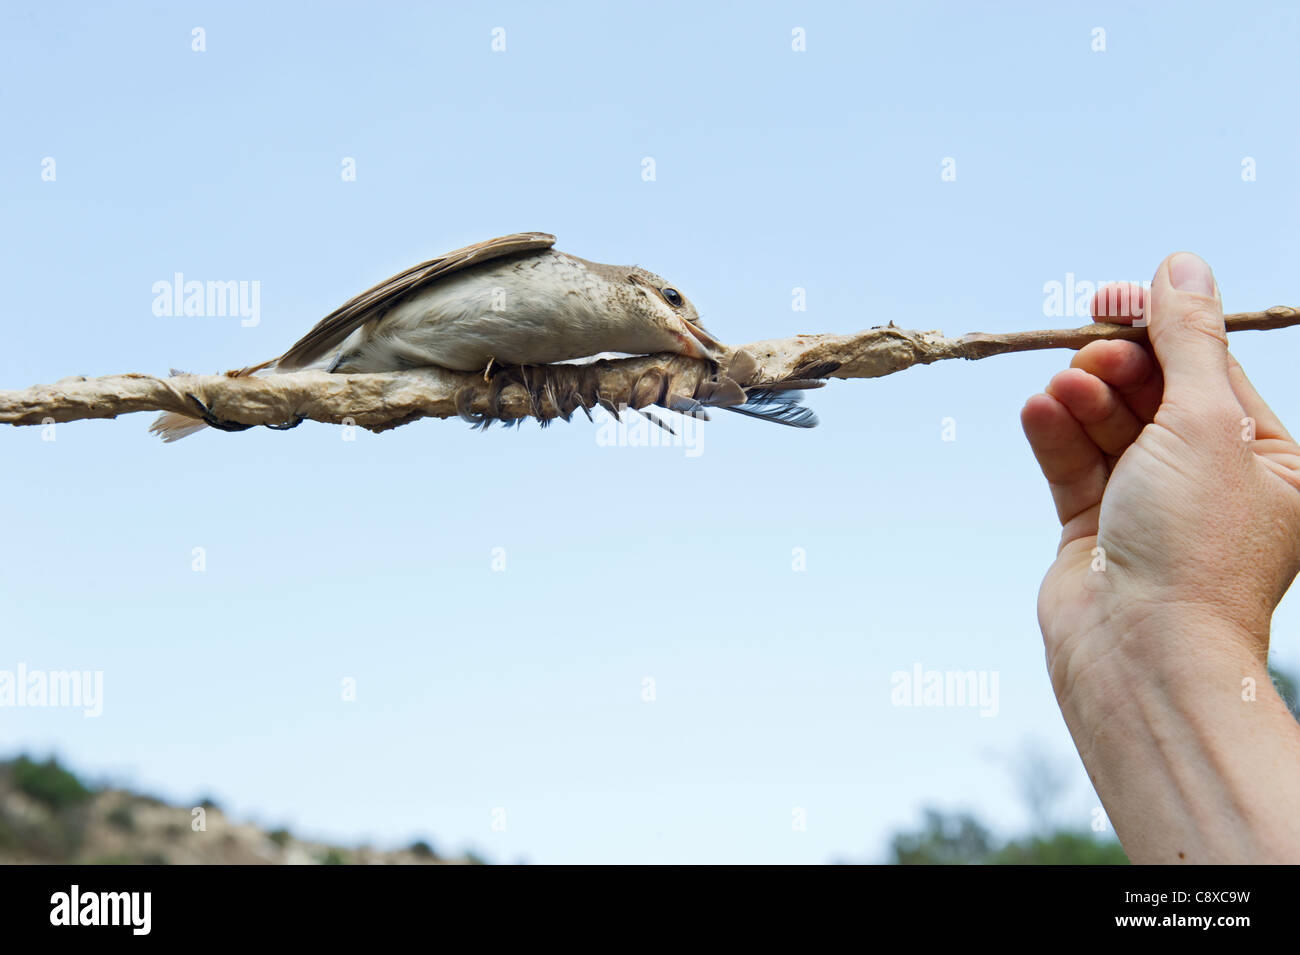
[1020,251,1300,863]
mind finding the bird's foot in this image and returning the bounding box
[264,415,306,431]
[456,364,522,430]
[186,393,305,433]
[458,362,586,430]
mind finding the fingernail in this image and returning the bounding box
[1170,252,1215,296]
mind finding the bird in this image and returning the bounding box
[150,232,819,440]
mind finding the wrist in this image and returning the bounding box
[1050,610,1300,862]
[1053,607,1258,707]
[1045,598,1268,706]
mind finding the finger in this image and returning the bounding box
[1226,352,1294,442]
[1255,440,1300,476]
[1145,252,1238,412]
[1021,392,1108,539]
[1070,339,1164,423]
[1092,282,1146,325]
[1045,368,1145,458]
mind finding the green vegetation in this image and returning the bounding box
[887,809,1128,865]
[10,755,92,810]
[87,851,169,865]
[0,754,470,864]
[0,756,93,860]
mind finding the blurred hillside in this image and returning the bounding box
[880,809,1130,864]
[5,672,1292,865]
[0,755,480,865]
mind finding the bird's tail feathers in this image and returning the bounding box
[717,381,823,428]
[148,411,210,443]
[721,386,821,428]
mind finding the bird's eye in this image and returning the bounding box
[661,287,683,308]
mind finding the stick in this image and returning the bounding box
[1,307,1295,433]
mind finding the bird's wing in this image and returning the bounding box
[274,232,558,370]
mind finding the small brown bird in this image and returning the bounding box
[151,232,816,440]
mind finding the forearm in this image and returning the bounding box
[1052,613,1300,863]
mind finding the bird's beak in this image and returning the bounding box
[674,319,726,363]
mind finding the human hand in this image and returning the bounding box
[1020,251,1300,862]
[1022,252,1300,681]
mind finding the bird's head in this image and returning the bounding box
[624,267,725,363]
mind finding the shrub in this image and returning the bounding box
[106,806,136,832]
[10,756,92,811]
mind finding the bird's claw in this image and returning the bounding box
[264,415,306,431]
[186,393,305,433]
[187,393,254,432]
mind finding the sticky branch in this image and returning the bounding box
[1,307,1295,433]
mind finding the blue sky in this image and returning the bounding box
[1,1,1297,863]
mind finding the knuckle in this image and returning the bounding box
[1155,303,1227,347]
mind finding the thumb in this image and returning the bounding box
[1145,252,1236,412]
